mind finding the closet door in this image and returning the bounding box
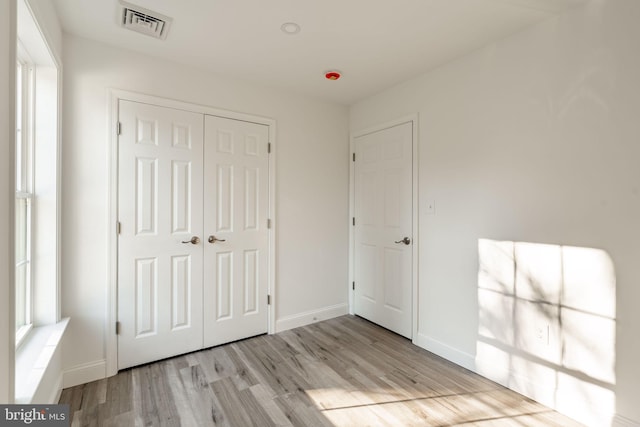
[203,115,270,347]
[117,100,204,369]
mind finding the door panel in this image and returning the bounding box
[171,255,191,329]
[354,121,413,338]
[118,100,204,369]
[203,116,269,347]
[135,257,157,336]
[171,161,192,233]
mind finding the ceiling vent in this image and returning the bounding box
[119,1,172,40]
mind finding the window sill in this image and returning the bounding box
[15,318,69,404]
[15,323,33,349]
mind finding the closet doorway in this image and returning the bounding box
[114,98,273,369]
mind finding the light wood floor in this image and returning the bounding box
[59,315,582,426]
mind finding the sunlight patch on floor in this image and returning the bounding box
[306,386,563,426]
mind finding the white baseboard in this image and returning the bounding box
[275,303,349,332]
[614,415,640,427]
[63,359,106,388]
[413,332,476,372]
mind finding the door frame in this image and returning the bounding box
[349,114,419,341]
[106,89,277,377]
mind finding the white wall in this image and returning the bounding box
[350,0,640,425]
[61,35,349,383]
[0,0,17,405]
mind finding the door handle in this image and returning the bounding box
[208,235,226,244]
[395,237,411,245]
[181,236,200,244]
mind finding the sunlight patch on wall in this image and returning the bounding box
[476,239,616,427]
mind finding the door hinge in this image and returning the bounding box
[352,217,355,226]
[267,218,272,229]
[352,153,355,162]
[117,122,122,135]
[268,142,272,154]
[267,295,271,305]
[116,221,121,234]
[115,321,121,335]
[352,281,355,290]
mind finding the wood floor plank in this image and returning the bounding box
[78,380,100,427]
[133,362,181,426]
[209,377,256,427]
[163,360,200,427]
[272,391,336,427]
[248,383,294,427]
[103,369,131,421]
[58,315,583,426]
[177,364,227,427]
[194,346,238,384]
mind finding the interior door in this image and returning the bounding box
[117,100,204,369]
[354,121,413,338]
[203,115,270,347]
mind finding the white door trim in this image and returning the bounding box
[349,114,419,341]
[106,89,277,377]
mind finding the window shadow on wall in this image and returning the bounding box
[477,239,616,427]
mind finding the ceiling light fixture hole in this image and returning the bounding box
[281,22,301,35]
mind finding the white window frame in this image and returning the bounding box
[15,44,35,348]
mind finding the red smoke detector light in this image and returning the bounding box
[325,71,341,81]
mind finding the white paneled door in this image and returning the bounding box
[354,122,413,338]
[117,101,204,369]
[203,116,269,347]
[117,101,270,369]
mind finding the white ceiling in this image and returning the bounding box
[52,0,586,105]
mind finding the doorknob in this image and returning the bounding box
[395,237,411,245]
[181,236,200,244]
[208,235,226,244]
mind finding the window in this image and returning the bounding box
[13,1,61,352]
[15,54,35,346]
[13,0,64,404]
